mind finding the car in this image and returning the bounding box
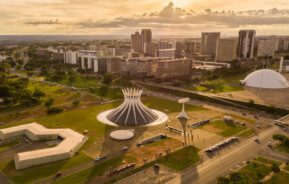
[267,142,272,147]
[122,146,128,151]
[55,171,62,177]
[254,137,259,142]
[94,155,107,162]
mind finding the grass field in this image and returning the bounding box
[52,156,125,184]
[0,139,20,152]
[1,152,92,184]
[285,164,289,171]
[200,119,245,137]
[239,161,271,182]
[237,128,256,138]
[158,146,200,171]
[254,157,281,166]
[276,144,289,154]
[0,96,204,183]
[265,172,289,184]
[186,74,246,93]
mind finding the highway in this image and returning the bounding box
[168,125,288,184]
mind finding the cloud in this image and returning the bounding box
[74,3,289,30]
[24,19,60,26]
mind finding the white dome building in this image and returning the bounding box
[241,69,289,89]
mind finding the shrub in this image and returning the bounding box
[47,107,63,114]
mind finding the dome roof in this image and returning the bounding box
[241,69,289,89]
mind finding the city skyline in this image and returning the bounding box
[0,0,289,36]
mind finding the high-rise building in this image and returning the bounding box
[257,37,279,57]
[236,30,256,59]
[215,39,237,62]
[184,41,201,58]
[141,29,152,52]
[131,31,142,52]
[201,32,220,60]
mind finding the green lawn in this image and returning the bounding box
[285,164,289,171]
[0,139,20,152]
[187,73,246,93]
[1,152,92,184]
[55,74,102,89]
[237,128,256,138]
[0,96,204,183]
[201,119,245,137]
[158,146,200,171]
[276,144,289,154]
[52,156,125,184]
[143,96,206,113]
[239,161,271,182]
[254,157,281,166]
[265,172,289,184]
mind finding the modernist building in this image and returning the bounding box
[257,37,279,57]
[64,51,77,64]
[157,49,176,58]
[184,41,201,58]
[131,31,142,52]
[201,32,220,60]
[0,123,87,170]
[241,69,289,89]
[97,88,167,126]
[98,57,123,74]
[236,30,256,59]
[77,50,99,72]
[215,39,237,62]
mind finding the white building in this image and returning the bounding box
[77,50,99,72]
[241,69,289,89]
[0,55,6,62]
[64,51,77,64]
[237,30,256,59]
[0,123,87,170]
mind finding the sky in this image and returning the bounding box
[0,0,289,36]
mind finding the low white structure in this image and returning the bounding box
[0,123,87,170]
[241,69,289,89]
[110,130,134,140]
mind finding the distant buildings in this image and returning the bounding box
[125,57,191,79]
[157,49,176,58]
[215,39,237,62]
[201,32,220,60]
[130,29,152,55]
[257,37,279,57]
[51,51,64,61]
[236,30,256,59]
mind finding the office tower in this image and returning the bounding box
[173,41,183,58]
[236,30,256,59]
[141,29,152,52]
[201,32,220,60]
[215,39,237,62]
[131,31,142,52]
[257,37,279,57]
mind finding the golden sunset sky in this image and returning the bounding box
[1,0,289,35]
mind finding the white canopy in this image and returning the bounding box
[241,69,289,89]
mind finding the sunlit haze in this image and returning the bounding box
[1,0,289,35]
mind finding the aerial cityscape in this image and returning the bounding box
[0,0,289,184]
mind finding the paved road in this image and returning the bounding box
[168,126,288,184]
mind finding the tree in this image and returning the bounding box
[271,163,280,173]
[103,73,113,86]
[33,89,45,99]
[72,100,80,107]
[68,76,76,83]
[248,99,255,107]
[44,98,54,110]
[99,85,108,96]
